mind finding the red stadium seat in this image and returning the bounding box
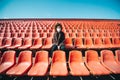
[69,50,89,76]
[42,38,52,49]
[64,38,73,49]
[74,38,84,49]
[85,50,110,75]
[0,51,16,73]
[28,51,49,76]
[0,38,12,49]
[50,50,68,76]
[7,38,22,49]
[103,38,112,48]
[18,38,32,49]
[30,38,42,49]
[93,38,103,48]
[84,38,93,48]
[112,38,120,48]
[6,51,32,76]
[101,50,120,74]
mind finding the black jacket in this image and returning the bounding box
[53,31,65,46]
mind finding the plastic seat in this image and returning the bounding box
[41,38,52,49]
[112,38,120,48]
[25,33,32,38]
[7,38,22,49]
[74,38,84,49]
[84,38,93,48]
[0,38,12,49]
[30,38,42,49]
[77,32,83,38]
[4,33,11,38]
[93,38,103,49]
[28,51,49,76]
[101,50,120,74]
[40,33,47,38]
[84,32,90,37]
[6,51,32,76]
[50,50,68,76]
[32,33,39,39]
[69,50,89,76]
[0,51,16,73]
[18,38,32,49]
[115,50,120,65]
[70,33,76,38]
[18,33,25,38]
[11,33,18,38]
[103,38,112,48]
[64,38,73,49]
[85,50,110,75]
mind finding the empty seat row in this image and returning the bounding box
[0,37,120,50]
[0,50,120,76]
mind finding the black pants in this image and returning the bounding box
[50,44,66,57]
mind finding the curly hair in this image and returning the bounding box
[55,23,62,32]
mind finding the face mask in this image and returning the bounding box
[57,28,61,32]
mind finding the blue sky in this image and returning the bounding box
[0,0,120,19]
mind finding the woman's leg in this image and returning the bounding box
[50,44,58,57]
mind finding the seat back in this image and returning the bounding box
[23,38,32,45]
[13,38,22,46]
[18,51,32,63]
[35,51,48,63]
[74,38,83,46]
[64,38,72,45]
[101,50,115,62]
[94,38,103,45]
[33,38,42,45]
[52,50,66,63]
[43,38,52,45]
[1,51,16,63]
[85,50,99,63]
[84,38,93,46]
[69,50,82,63]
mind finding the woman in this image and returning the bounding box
[50,23,66,57]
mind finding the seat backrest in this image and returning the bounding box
[13,38,22,45]
[18,51,32,63]
[84,38,93,45]
[103,38,111,44]
[23,38,32,45]
[101,50,115,62]
[33,38,42,45]
[112,38,120,44]
[85,50,99,63]
[115,50,120,62]
[44,38,52,45]
[94,38,103,45]
[69,50,82,63]
[35,51,48,63]
[74,38,83,46]
[64,38,72,44]
[52,50,66,63]
[3,38,12,45]
[1,51,16,63]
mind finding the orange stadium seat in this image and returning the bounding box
[50,50,68,76]
[7,38,22,49]
[0,38,12,49]
[6,51,32,76]
[0,51,16,74]
[101,50,120,74]
[28,51,49,76]
[42,38,52,49]
[69,50,90,76]
[85,50,110,75]
[30,38,42,49]
[18,38,32,49]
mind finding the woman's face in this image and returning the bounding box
[56,26,61,32]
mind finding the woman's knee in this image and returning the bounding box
[60,45,66,51]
